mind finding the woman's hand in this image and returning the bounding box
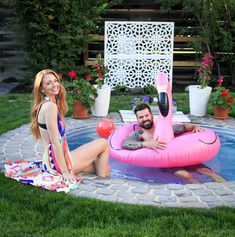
[62,171,78,184]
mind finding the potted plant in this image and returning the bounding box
[209,76,234,119]
[89,61,112,117]
[62,69,97,119]
[189,53,213,116]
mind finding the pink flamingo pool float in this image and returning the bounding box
[109,72,221,168]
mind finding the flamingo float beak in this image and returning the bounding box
[158,92,169,117]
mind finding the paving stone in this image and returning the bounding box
[220,195,235,202]
[194,189,214,196]
[225,181,235,187]
[227,186,235,192]
[128,181,147,188]
[185,203,209,208]
[179,196,199,203]
[111,184,129,191]
[166,184,184,190]
[132,187,150,194]
[185,184,203,190]
[213,189,233,196]
[153,189,171,196]
[164,202,186,208]
[96,188,116,196]
[82,179,93,185]
[99,196,119,202]
[110,179,126,185]
[227,202,235,207]
[138,200,162,206]
[206,202,228,208]
[116,191,133,199]
[92,182,110,188]
[78,184,98,192]
[148,184,165,189]
[5,154,21,159]
[76,191,98,199]
[205,182,225,189]
[120,199,139,205]
[136,194,156,201]
[4,148,19,153]
[199,196,221,203]
[174,190,193,197]
[158,196,177,202]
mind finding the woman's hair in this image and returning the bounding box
[31,69,68,140]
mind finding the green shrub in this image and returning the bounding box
[8,0,121,82]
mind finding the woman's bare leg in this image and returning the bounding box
[70,138,110,177]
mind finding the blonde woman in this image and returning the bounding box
[30,69,110,184]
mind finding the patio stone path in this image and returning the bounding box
[1,112,235,208]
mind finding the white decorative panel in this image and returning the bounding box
[104,21,174,88]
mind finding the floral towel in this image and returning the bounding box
[4,160,81,193]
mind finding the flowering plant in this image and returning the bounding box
[209,76,234,110]
[197,53,214,88]
[62,70,97,109]
[88,61,109,89]
[132,96,158,107]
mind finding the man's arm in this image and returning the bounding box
[173,124,204,135]
[122,130,143,150]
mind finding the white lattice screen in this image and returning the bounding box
[104,21,174,88]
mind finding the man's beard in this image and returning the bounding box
[140,120,153,129]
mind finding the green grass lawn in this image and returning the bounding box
[1,174,235,237]
[1,92,235,236]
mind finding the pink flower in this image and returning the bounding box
[217,76,224,87]
[202,61,209,67]
[98,73,104,78]
[68,71,77,79]
[197,68,203,74]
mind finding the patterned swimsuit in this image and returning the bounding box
[40,113,74,176]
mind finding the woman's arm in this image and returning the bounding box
[44,103,76,182]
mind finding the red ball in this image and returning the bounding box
[96,119,115,138]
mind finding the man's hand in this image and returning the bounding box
[192,125,204,133]
[184,124,204,133]
[142,139,166,150]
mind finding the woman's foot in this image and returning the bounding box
[105,165,111,177]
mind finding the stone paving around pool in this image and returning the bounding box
[1,112,235,208]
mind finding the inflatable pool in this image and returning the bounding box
[109,122,220,168]
[109,72,220,168]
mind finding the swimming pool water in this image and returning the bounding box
[67,125,235,184]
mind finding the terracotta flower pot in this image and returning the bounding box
[72,101,90,119]
[213,106,228,120]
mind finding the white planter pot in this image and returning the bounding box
[189,85,212,116]
[91,84,111,117]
